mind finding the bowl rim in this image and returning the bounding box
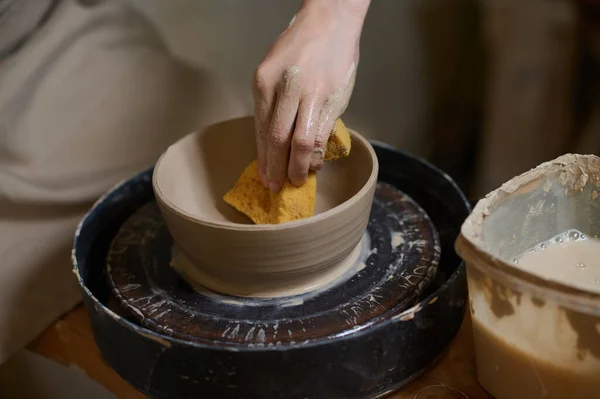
[152,124,380,231]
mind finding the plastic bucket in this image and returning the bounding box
[455,154,600,399]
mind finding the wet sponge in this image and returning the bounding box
[223,118,352,224]
[325,119,352,160]
[223,162,316,224]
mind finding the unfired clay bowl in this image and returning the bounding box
[153,116,379,298]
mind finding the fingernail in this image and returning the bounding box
[269,182,281,193]
[292,180,305,187]
[310,161,324,171]
[259,171,268,188]
[257,163,267,187]
[290,176,306,187]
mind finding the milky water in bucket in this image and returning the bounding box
[512,230,600,294]
[455,154,600,399]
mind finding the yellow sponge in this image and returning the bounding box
[325,119,352,160]
[223,162,316,224]
[223,118,351,225]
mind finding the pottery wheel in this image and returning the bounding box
[106,182,440,347]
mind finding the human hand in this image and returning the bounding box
[253,0,371,192]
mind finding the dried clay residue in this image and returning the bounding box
[462,154,600,245]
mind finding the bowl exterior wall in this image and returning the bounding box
[155,181,377,296]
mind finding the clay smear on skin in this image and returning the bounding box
[277,14,296,37]
[268,23,358,161]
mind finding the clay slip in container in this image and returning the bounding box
[455,154,600,399]
[153,116,378,298]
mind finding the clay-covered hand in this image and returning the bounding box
[253,0,371,192]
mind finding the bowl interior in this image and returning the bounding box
[154,116,375,225]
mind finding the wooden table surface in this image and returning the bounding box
[29,304,492,399]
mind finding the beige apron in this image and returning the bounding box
[0,0,246,365]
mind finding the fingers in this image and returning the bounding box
[288,96,320,186]
[253,66,275,187]
[265,66,301,193]
[254,62,346,190]
[310,96,338,171]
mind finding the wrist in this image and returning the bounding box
[299,0,371,26]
